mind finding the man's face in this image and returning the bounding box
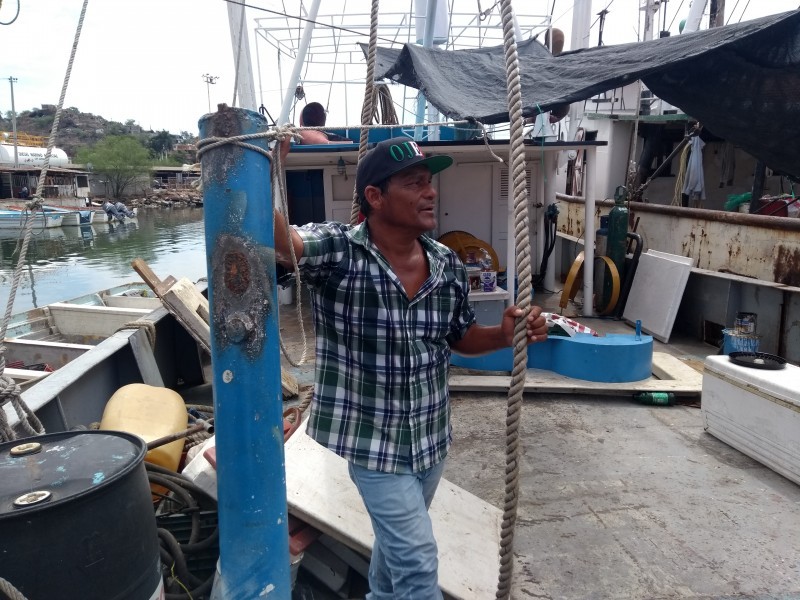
[381,165,437,232]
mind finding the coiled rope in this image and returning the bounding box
[497,1,532,598]
[0,0,89,442]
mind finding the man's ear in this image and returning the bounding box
[364,185,383,212]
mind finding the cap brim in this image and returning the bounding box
[420,155,454,176]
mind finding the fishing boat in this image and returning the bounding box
[41,204,95,226]
[3,2,800,599]
[0,208,64,229]
[258,2,800,364]
[3,281,186,386]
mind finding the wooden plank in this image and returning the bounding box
[131,257,177,296]
[284,419,502,600]
[448,352,704,396]
[162,278,211,354]
[651,353,703,386]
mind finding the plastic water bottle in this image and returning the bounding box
[634,392,675,406]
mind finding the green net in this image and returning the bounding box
[724,192,752,212]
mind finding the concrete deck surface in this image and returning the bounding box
[279,285,800,599]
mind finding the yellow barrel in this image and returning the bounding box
[100,383,189,473]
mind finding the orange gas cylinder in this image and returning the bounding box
[100,383,189,473]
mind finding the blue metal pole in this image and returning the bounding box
[199,105,291,599]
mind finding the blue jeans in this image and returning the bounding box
[348,460,446,600]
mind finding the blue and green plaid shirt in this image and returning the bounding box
[295,221,476,473]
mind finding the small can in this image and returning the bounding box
[734,312,757,335]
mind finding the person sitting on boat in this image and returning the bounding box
[19,186,29,200]
[296,101,352,144]
[273,136,548,599]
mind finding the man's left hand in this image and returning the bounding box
[502,305,548,346]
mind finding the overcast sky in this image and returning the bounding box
[0,0,796,139]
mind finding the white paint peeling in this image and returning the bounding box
[258,583,276,596]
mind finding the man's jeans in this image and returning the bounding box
[348,460,446,600]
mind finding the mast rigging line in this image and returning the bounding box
[224,0,406,47]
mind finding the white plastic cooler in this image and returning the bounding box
[702,354,800,485]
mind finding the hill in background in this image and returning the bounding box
[0,105,196,163]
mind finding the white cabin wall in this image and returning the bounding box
[437,163,493,243]
[590,119,635,200]
[328,168,357,223]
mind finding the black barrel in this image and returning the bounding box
[0,431,162,600]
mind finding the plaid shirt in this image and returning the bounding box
[295,221,475,473]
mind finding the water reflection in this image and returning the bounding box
[0,207,207,313]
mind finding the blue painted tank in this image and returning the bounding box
[451,332,653,383]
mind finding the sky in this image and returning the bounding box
[0,0,797,139]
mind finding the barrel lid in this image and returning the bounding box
[0,430,145,518]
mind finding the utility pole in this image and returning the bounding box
[8,76,19,167]
[202,74,219,113]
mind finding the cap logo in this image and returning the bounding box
[388,141,424,162]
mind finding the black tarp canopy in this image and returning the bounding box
[372,11,800,178]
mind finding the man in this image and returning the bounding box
[274,137,548,598]
[19,186,29,199]
[296,101,352,144]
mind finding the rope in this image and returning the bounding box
[373,83,399,125]
[114,320,157,350]
[0,374,44,442]
[351,0,381,226]
[0,577,28,600]
[0,0,89,442]
[270,137,311,367]
[672,143,690,206]
[497,1,532,597]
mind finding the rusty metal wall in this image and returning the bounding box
[555,198,800,364]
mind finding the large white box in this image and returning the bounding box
[702,354,800,485]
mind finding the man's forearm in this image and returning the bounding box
[274,209,304,268]
[450,324,508,357]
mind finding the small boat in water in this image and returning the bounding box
[0,208,64,230]
[41,205,95,226]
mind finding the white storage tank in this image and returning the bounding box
[0,143,69,167]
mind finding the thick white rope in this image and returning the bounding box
[497,1,532,597]
[0,0,89,442]
[351,0,381,225]
[0,577,28,600]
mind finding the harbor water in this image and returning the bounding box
[0,207,207,314]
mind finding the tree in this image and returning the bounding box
[76,135,152,199]
[149,130,175,159]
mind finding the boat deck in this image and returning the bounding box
[278,285,800,599]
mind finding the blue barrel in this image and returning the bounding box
[0,431,162,599]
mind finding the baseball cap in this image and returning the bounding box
[356,137,453,199]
